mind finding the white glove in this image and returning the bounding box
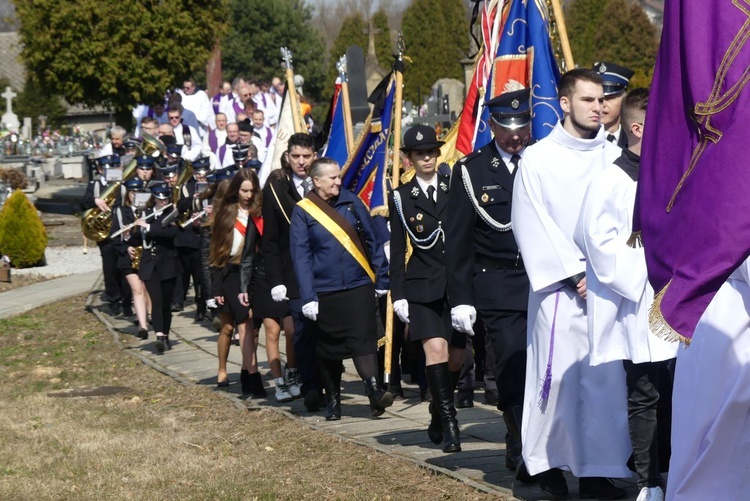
[271,285,289,302]
[393,299,409,324]
[375,289,388,298]
[206,298,217,309]
[302,301,319,321]
[451,305,476,336]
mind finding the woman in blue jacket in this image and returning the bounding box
[290,158,392,420]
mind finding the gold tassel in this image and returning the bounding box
[626,231,643,248]
[649,279,692,346]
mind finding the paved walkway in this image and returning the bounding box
[4,271,642,500]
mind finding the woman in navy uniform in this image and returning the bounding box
[389,125,465,453]
[110,177,150,340]
[133,183,181,353]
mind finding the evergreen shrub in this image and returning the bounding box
[0,189,47,268]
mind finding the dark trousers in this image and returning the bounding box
[174,247,201,306]
[456,318,491,399]
[289,297,320,394]
[99,240,129,305]
[624,359,673,489]
[145,277,177,335]
[377,296,407,386]
[477,308,527,412]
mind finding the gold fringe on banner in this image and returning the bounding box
[649,279,691,346]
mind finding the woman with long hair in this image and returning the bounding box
[208,168,265,396]
[110,177,150,340]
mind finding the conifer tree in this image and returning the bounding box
[0,190,47,268]
[401,0,469,105]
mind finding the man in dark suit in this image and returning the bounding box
[593,61,635,150]
[261,132,320,411]
[445,88,532,479]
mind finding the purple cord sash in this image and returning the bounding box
[540,288,561,406]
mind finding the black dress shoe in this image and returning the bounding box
[515,460,538,485]
[578,477,626,500]
[304,389,322,412]
[108,303,122,316]
[216,380,230,388]
[484,388,500,406]
[387,384,405,401]
[137,328,148,340]
[455,395,474,408]
[538,468,568,500]
[171,303,184,312]
[122,305,134,317]
[155,335,167,354]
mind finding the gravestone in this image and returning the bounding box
[431,78,465,117]
[1,87,20,133]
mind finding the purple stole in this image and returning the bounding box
[232,99,245,117]
[212,93,222,115]
[208,129,218,152]
[218,144,229,165]
[262,127,273,147]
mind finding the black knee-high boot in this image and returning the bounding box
[426,362,461,453]
[319,358,342,421]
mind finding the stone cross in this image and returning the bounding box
[2,87,17,115]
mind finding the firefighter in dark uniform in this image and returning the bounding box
[175,156,211,320]
[593,61,635,150]
[389,125,466,453]
[80,153,130,316]
[444,88,533,480]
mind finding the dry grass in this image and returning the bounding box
[0,296,502,501]
[0,273,49,292]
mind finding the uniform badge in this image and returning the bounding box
[409,217,415,222]
[511,99,520,109]
[481,193,489,203]
[416,131,424,140]
[439,181,448,192]
[416,213,423,221]
[416,225,424,233]
[491,157,500,169]
[599,63,607,73]
[410,186,420,197]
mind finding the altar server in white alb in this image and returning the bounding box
[511,68,630,500]
[574,88,678,501]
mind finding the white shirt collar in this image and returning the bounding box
[493,142,525,173]
[415,174,437,200]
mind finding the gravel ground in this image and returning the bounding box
[11,245,101,279]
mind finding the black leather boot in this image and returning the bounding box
[427,401,442,444]
[320,358,342,421]
[248,371,267,398]
[426,363,461,453]
[240,369,252,394]
[363,376,393,417]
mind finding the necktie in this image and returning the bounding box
[427,185,436,205]
[510,154,521,173]
[302,178,312,195]
[607,134,617,143]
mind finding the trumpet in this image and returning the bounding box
[179,209,207,228]
[110,203,173,238]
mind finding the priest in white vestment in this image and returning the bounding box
[511,68,630,500]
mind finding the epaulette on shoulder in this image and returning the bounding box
[458,149,483,164]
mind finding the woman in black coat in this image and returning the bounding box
[388,125,466,453]
[133,183,181,353]
[208,168,265,397]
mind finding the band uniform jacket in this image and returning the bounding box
[110,205,142,270]
[389,174,450,304]
[80,176,122,213]
[137,208,181,282]
[175,178,201,249]
[209,218,258,299]
[445,141,529,311]
[261,173,302,299]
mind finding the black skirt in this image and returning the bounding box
[218,265,250,324]
[408,298,467,349]
[315,283,378,360]
[251,266,290,320]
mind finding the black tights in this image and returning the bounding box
[320,353,379,392]
[353,353,378,381]
[145,277,177,335]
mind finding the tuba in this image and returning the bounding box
[81,134,166,242]
[173,159,194,222]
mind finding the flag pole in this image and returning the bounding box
[549,0,575,70]
[337,56,355,155]
[384,33,405,385]
[281,47,307,133]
